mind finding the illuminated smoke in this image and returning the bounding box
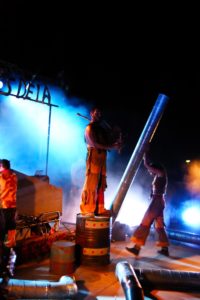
[0,80,154,226]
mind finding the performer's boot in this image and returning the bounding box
[7,247,17,278]
[1,246,17,282]
[125,244,141,256]
[157,247,169,256]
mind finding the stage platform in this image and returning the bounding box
[11,223,200,300]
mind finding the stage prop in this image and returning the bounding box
[16,171,62,216]
[50,240,76,275]
[116,261,200,300]
[135,267,200,292]
[0,59,59,176]
[115,261,144,300]
[15,228,74,265]
[15,171,62,240]
[110,93,169,226]
[75,214,111,266]
[0,275,78,299]
[167,228,200,245]
[12,170,69,265]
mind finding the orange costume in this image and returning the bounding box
[80,108,121,215]
[131,157,169,248]
[0,159,17,280]
[80,146,107,215]
[0,167,17,246]
[0,169,17,209]
[80,120,109,215]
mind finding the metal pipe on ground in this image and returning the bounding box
[0,275,78,299]
[116,261,200,297]
[115,261,144,300]
[167,229,200,245]
[135,268,200,292]
[110,94,170,226]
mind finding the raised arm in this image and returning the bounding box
[143,152,164,177]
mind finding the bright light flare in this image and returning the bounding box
[182,206,200,227]
[110,183,149,227]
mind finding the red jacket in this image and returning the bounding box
[0,169,17,208]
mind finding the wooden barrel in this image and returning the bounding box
[75,213,112,266]
[50,240,75,275]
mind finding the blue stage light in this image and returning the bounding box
[182,205,200,227]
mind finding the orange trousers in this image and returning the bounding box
[80,148,107,214]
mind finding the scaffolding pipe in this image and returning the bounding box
[115,261,144,300]
[0,275,78,299]
[110,94,169,224]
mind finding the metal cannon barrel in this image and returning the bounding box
[110,93,169,225]
[115,261,144,300]
[135,268,200,291]
[116,260,200,298]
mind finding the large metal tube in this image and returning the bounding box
[115,261,144,300]
[116,261,200,296]
[135,268,200,291]
[110,94,169,224]
[0,275,78,299]
[167,229,200,245]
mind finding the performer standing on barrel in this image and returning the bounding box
[80,107,122,216]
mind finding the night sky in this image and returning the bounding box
[1,4,199,181]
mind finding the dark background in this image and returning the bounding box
[1,3,199,181]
